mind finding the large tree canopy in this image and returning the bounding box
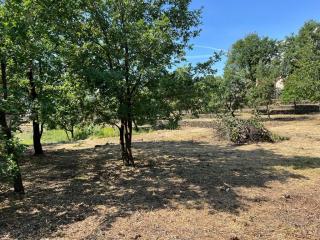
[282,20,320,103]
[58,0,203,166]
[226,33,278,84]
[217,33,279,115]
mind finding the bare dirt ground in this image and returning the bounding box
[1,114,320,240]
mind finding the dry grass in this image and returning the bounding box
[0,114,320,240]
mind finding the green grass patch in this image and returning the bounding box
[16,125,152,145]
[17,129,69,145]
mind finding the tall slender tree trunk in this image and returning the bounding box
[119,118,134,167]
[266,104,271,119]
[1,60,25,194]
[28,62,43,155]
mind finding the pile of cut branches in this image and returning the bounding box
[214,115,285,144]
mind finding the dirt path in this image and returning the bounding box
[0,115,319,239]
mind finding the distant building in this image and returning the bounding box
[275,77,285,98]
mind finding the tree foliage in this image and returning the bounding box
[226,33,278,84]
[0,1,27,193]
[59,0,203,166]
[282,20,320,103]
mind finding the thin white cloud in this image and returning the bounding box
[185,44,227,59]
[193,44,226,52]
[185,54,213,59]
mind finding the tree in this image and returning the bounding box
[49,74,87,140]
[282,20,320,103]
[0,2,26,193]
[247,61,279,118]
[64,0,202,166]
[144,56,220,129]
[199,73,247,116]
[220,33,279,115]
[222,66,248,116]
[226,33,278,85]
[4,0,66,155]
[133,66,199,130]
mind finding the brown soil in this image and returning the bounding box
[1,114,320,240]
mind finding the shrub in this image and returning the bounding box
[0,138,25,182]
[74,125,119,140]
[214,115,285,144]
[153,115,181,130]
[73,125,96,140]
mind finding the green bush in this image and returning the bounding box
[214,115,286,144]
[74,125,119,140]
[73,125,95,140]
[154,115,181,130]
[0,138,25,182]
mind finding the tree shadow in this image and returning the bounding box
[1,140,319,239]
[261,116,310,122]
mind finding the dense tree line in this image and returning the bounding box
[281,20,320,103]
[203,20,320,116]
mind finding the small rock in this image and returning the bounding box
[74,214,85,222]
[132,234,142,240]
[219,184,231,192]
[283,194,291,199]
[230,235,240,240]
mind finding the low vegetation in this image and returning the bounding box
[16,125,152,145]
[214,115,287,144]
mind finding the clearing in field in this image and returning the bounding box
[1,114,319,240]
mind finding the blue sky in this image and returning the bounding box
[185,0,320,75]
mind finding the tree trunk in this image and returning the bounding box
[33,120,43,155]
[13,172,24,193]
[64,130,71,141]
[28,62,43,155]
[266,104,271,119]
[1,59,25,194]
[0,112,24,194]
[71,127,74,139]
[119,119,134,167]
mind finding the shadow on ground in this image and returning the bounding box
[261,116,311,122]
[1,140,319,239]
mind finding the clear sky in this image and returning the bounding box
[185,0,320,75]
